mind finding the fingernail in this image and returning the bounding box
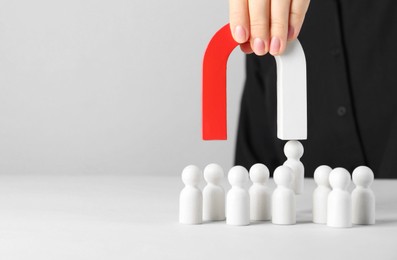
[253,38,266,55]
[270,37,281,55]
[234,25,247,43]
[288,26,294,40]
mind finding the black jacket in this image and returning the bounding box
[235,0,397,178]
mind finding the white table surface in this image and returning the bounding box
[0,174,396,260]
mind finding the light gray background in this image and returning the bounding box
[0,0,245,175]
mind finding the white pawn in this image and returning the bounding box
[203,163,226,221]
[179,165,202,225]
[272,165,296,225]
[283,140,304,194]
[249,163,271,221]
[327,168,352,228]
[226,166,250,226]
[352,166,375,225]
[312,165,332,224]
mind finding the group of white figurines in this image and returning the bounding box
[179,141,375,228]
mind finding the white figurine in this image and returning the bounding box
[203,163,226,221]
[352,166,375,225]
[179,165,203,225]
[226,166,250,226]
[312,165,332,224]
[283,140,304,194]
[249,163,271,221]
[272,165,296,225]
[327,168,352,228]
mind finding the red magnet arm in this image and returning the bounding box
[202,24,239,140]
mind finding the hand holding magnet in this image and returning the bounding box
[202,24,307,141]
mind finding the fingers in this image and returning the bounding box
[229,0,249,43]
[248,0,270,55]
[288,0,310,40]
[269,0,291,55]
[229,0,310,56]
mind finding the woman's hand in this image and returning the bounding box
[229,0,310,55]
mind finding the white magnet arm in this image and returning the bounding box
[274,39,307,140]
